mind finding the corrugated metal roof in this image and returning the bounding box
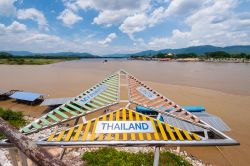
[0,89,8,95]
[10,91,46,102]
[40,97,73,106]
[162,112,230,132]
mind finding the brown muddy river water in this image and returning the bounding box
[0,59,250,95]
[0,59,250,165]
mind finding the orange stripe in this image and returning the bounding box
[73,124,83,141]
[82,121,91,141]
[150,117,160,140]
[90,118,99,141]
[142,115,152,140]
[122,108,128,140]
[98,115,106,141]
[129,109,136,141]
[135,112,144,140]
[115,110,120,140]
[157,120,168,140]
[106,112,114,141]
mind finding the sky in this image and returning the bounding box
[0,0,250,55]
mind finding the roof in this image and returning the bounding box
[40,97,73,106]
[0,89,9,95]
[9,91,46,102]
[162,112,231,132]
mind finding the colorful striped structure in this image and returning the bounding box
[21,72,120,134]
[0,69,236,148]
[0,70,239,166]
[38,108,202,146]
[128,74,201,124]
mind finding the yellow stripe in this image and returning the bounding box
[122,108,128,141]
[157,120,168,140]
[90,118,99,141]
[98,115,106,141]
[56,130,65,142]
[115,110,120,140]
[64,127,75,141]
[192,133,201,141]
[135,112,144,140]
[73,124,84,141]
[183,130,193,140]
[174,127,184,141]
[82,121,91,141]
[165,124,176,140]
[47,132,56,142]
[129,109,136,141]
[150,118,160,140]
[142,115,151,140]
[106,112,114,141]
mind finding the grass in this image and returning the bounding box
[0,107,27,139]
[82,147,192,166]
[0,58,65,65]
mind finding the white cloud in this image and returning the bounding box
[164,0,205,17]
[147,0,250,49]
[98,33,117,45]
[119,7,166,38]
[119,13,148,38]
[93,9,130,26]
[63,0,150,27]
[71,0,150,11]
[22,34,60,43]
[0,0,17,16]
[57,9,83,27]
[17,8,48,29]
[6,21,27,32]
[0,21,26,34]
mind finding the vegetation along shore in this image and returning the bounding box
[0,52,83,65]
[129,51,250,63]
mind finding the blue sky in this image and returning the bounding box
[0,0,250,55]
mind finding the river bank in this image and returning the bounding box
[129,57,250,63]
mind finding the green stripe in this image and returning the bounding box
[48,113,61,122]
[106,87,118,93]
[40,118,50,126]
[86,102,99,109]
[61,107,78,116]
[54,109,69,119]
[31,122,42,129]
[91,99,105,106]
[67,103,85,113]
[106,81,118,86]
[22,127,30,133]
[106,80,118,85]
[81,104,92,111]
[99,94,116,102]
[95,96,111,104]
[106,84,118,90]
[102,91,117,99]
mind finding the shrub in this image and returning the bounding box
[82,147,191,166]
[0,107,27,139]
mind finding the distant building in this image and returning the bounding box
[167,53,174,56]
[159,58,171,61]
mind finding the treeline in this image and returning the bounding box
[204,51,250,59]
[131,51,250,59]
[0,52,81,59]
